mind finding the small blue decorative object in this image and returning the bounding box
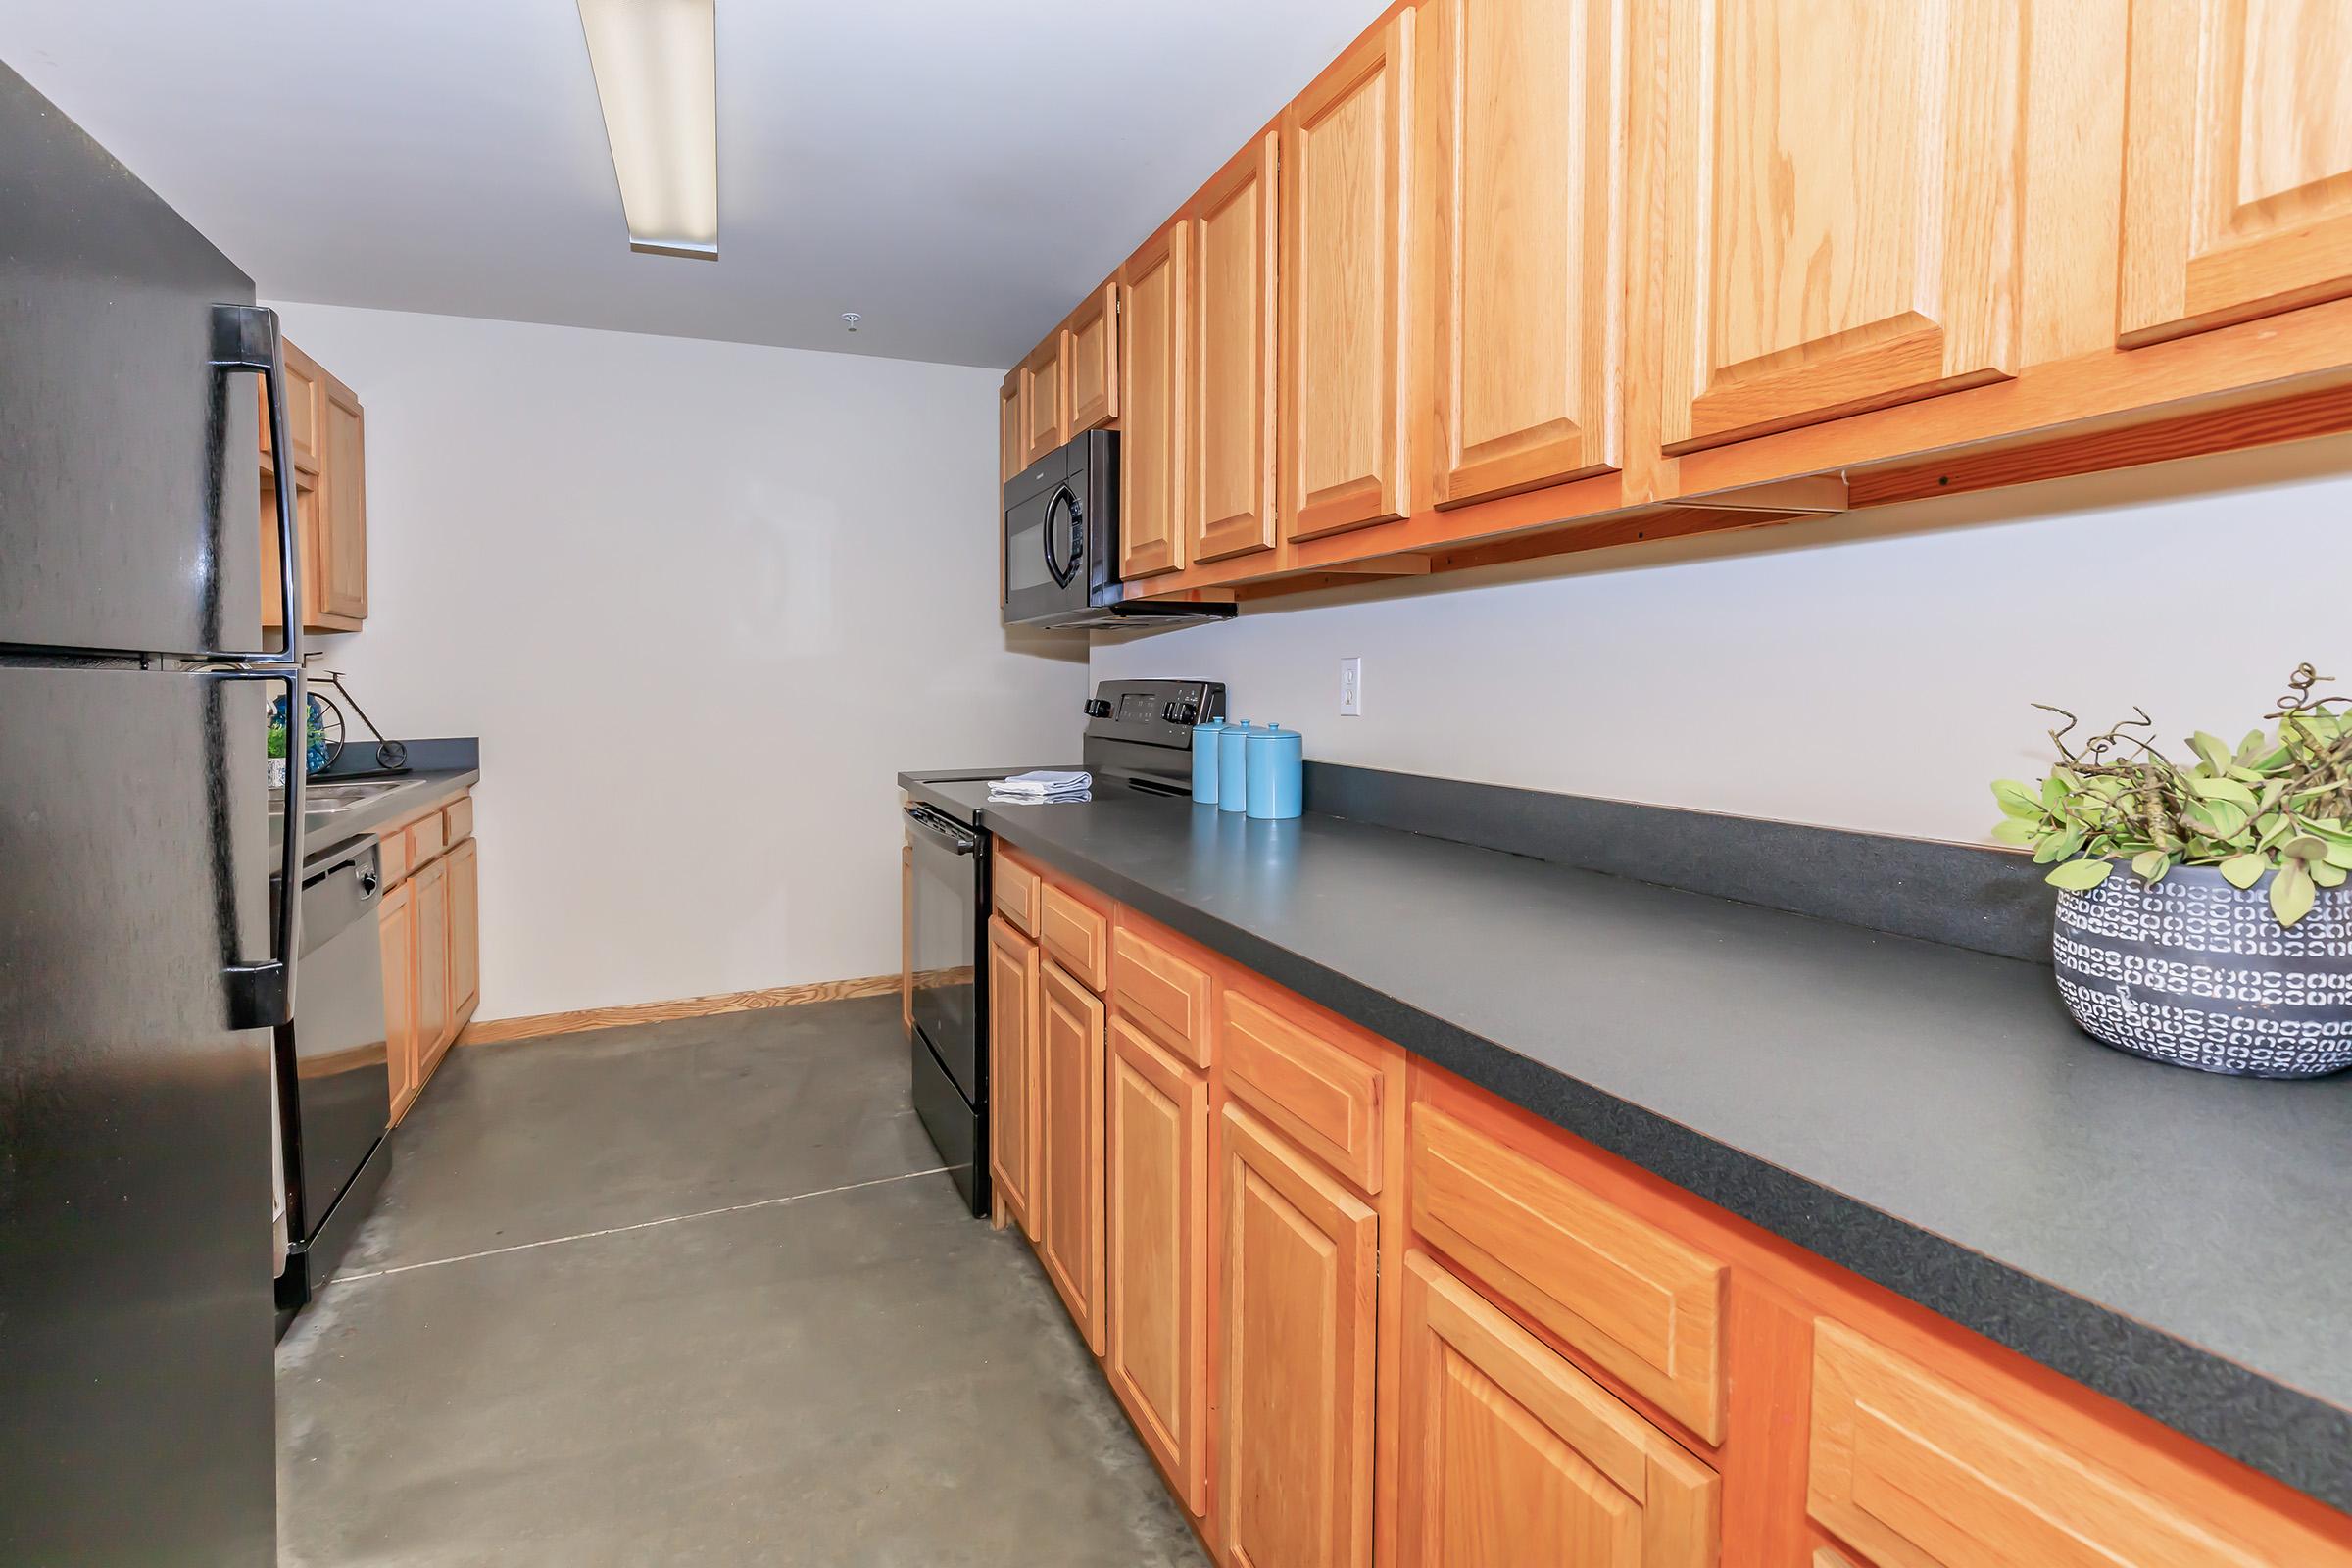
[1246,725,1302,820]
[1192,722,1224,805]
[1218,721,1252,813]
[270,694,332,776]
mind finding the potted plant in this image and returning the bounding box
[1992,663,2352,1078]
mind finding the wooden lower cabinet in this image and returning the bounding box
[379,879,419,1124]
[989,843,2352,1568]
[1105,1018,1210,1515]
[1397,1251,1718,1566]
[413,856,452,1081]
[1038,956,1107,1353]
[1218,1102,1378,1568]
[448,837,479,1020]
[988,918,1040,1239]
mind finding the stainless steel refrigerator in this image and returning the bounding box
[1,63,309,1564]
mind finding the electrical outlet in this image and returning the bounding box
[1339,656,1362,716]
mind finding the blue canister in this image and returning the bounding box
[1246,725,1303,819]
[1191,723,1224,804]
[1217,721,1252,812]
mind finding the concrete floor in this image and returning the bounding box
[278,995,1209,1567]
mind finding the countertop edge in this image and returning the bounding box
[285,768,480,861]
[910,770,2352,1511]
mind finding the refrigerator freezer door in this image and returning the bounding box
[0,663,276,1565]
[0,63,262,658]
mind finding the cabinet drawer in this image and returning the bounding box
[1809,1319,2269,1568]
[405,808,447,867]
[1408,1102,1726,1444]
[1039,881,1108,993]
[1221,989,1384,1195]
[993,849,1040,938]
[1110,921,1212,1070]
[377,825,412,888]
[443,794,473,846]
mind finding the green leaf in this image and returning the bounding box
[2236,728,2271,764]
[1991,779,2042,820]
[2131,849,2171,883]
[1989,817,2038,848]
[2185,799,2250,840]
[2219,853,2269,890]
[2045,859,2115,892]
[2187,776,2260,809]
[2284,835,2330,862]
[2314,861,2348,890]
[2272,859,2318,926]
[2039,776,2069,811]
[2033,826,2086,865]
[2328,842,2352,871]
[2189,731,2232,774]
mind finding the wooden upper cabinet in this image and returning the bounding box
[258,340,364,633]
[1398,1253,1719,1568]
[1655,0,2025,456]
[1423,0,1626,507]
[1039,956,1107,1354]
[1021,329,1071,467]
[1219,1102,1378,1568]
[1809,1319,2271,1568]
[316,377,368,622]
[1119,227,1189,580]
[1105,1019,1210,1516]
[1067,281,1120,433]
[2119,0,2352,347]
[989,918,1041,1240]
[999,370,1024,484]
[1191,132,1281,564]
[1280,9,1414,541]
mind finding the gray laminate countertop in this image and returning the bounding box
[270,767,479,864]
[901,768,2352,1510]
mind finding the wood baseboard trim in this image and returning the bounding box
[458,970,959,1048]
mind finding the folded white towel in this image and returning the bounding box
[989,769,1092,804]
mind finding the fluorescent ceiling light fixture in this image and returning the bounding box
[577,0,718,259]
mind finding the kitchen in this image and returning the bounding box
[5,1,2352,1565]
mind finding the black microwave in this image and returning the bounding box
[1002,430,1235,630]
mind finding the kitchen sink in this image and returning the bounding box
[277,779,416,813]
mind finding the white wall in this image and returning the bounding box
[1094,436,2352,844]
[270,302,1087,1023]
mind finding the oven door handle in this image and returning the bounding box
[904,804,979,856]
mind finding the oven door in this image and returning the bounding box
[906,805,984,1100]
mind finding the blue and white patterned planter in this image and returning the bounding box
[2053,864,2352,1078]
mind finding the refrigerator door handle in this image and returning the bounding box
[211,662,305,1030]
[205,303,303,668]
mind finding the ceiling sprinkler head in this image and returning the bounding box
[840,312,861,332]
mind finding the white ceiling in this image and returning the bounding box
[3,0,1379,368]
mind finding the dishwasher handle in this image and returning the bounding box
[904,804,979,856]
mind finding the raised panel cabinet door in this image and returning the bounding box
[1280,9,1414,541]
[447,836,479,1020]
[413,857,452,1079]
[999,370,1025,485]
[1120,226,1189,579]
[256,454,320,633]
[1425,0,1627,506]
[317,379,368,623]
[259,339,323,466]
[1656,0,2025,454]
[1039,956,1107,1353]
[1192,131,1281,564]
[1218,1102,1377,1568]
[2119,0,2352,346]
[1068,281,1121,433]
[1106,1019,1210,1515]
[988,918,1041,1240]
[1397,1253,1719,1568]
[1022,329,1071,467]
[378,879,417,1125]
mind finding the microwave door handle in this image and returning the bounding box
[1041,483,1080,589]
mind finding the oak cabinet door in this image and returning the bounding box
[379,879,417,1125]
[1022,330,1071,467]
[1192,132,1280,564]
[413,857,452,1078]
[1106,1019,1210,1515]
[1120,228,1190,579]
[1039,956,1107,1353]
[1068,281,1121,433]
[1218,1102,1378,1568]
[317,379,368,622]
[447,836,479,1022]
[999,370,1024,486]
[1397,1253,1719,1568]
[1280,10,1414,541]
[2119,0,2352,347]
[1655,0,2025,455]
[1424,0,1626,507]
[989,919,1042,1241]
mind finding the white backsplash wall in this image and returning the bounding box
[1093,436,2352,844]
[270,302,1087,1023]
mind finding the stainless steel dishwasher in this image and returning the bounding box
[274,835,393,1319]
